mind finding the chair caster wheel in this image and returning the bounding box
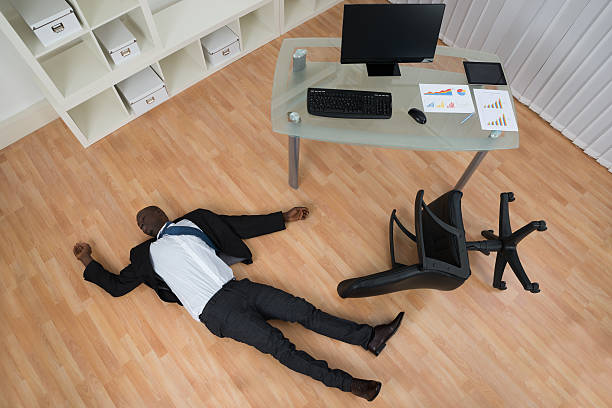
[536,221,547,232]
[528,282,540,293]
[481,229,496,241]
[494,281,507,290]
[503,192,515,202]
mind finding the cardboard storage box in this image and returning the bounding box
[11,0,81,47]
[200,26,240,67]
[95,19,140,65]
[116,67,169,116]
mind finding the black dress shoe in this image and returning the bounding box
[367,312,404,356]
[350,378,382,401]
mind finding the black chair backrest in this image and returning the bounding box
[415,190,470,279]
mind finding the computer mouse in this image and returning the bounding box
[408,108,427,124]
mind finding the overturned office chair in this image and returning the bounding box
[337,190,547,298]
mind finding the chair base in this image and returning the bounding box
[466,192,546,293]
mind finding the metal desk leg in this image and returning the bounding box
[289,135,300,189]
[454,151,488,191]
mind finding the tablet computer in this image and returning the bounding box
[463,61,507,85]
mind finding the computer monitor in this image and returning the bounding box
[341,4,445,77]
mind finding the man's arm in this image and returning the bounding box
[74,242,143,297]
[219,207,309,239]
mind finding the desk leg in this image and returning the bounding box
[289,135,300,189]
[454,151,488,191]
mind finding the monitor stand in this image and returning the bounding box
[366,63,400,77]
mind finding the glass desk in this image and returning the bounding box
[271,38,519,189]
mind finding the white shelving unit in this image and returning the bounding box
[0,0,341,147]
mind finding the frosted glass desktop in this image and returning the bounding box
[271,38,519,189]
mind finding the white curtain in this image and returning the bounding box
[390,0,612,171]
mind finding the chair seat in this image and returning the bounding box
[337,263,467,298]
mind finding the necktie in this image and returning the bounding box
[158,222,218,250]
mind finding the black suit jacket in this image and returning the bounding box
[83,209,285,304]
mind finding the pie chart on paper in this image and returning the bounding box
[419,84,475,113]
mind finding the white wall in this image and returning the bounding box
[391,0,612,171]
[0,30,45,121]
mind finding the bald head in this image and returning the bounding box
[136,206,169,237]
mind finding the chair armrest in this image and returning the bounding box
[389,209,417,266]
[391,210,417,242]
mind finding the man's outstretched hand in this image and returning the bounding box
[73,242,93,267]
[283,207,309,223]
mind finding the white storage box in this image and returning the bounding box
[200,26,240,67]
[116,67,169,116]
[95,19,140,65]
[10,0,81,47]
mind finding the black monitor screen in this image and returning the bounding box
[341,4,445,64]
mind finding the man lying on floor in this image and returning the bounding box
[73,205,403,401]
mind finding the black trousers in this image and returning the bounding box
[199,279,373,391]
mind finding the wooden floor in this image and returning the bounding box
[1,2,611,407]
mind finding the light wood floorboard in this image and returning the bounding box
[1,1,611,407]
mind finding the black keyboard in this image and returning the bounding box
[307,88,392,119]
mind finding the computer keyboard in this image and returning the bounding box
[307,88,392,119]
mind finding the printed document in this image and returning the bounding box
[419,84,475,114]
[473,89,518,131]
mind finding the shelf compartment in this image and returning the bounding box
[152,0,262,48]
[200,21,242,67]
[0,0,87,58]
[239,1,278,53]
[67,87,130,142]
[93,7,155,70]
[38,33,111,98]
[76,0,139,29]
[283,0,315,31]
[159,41,206,95]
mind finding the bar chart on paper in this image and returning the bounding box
[484,98,503,109]
[488,113,508,127]
[419,84,475,113]
[473,89,518,131]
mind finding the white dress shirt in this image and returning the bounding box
[149,219,234,320]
